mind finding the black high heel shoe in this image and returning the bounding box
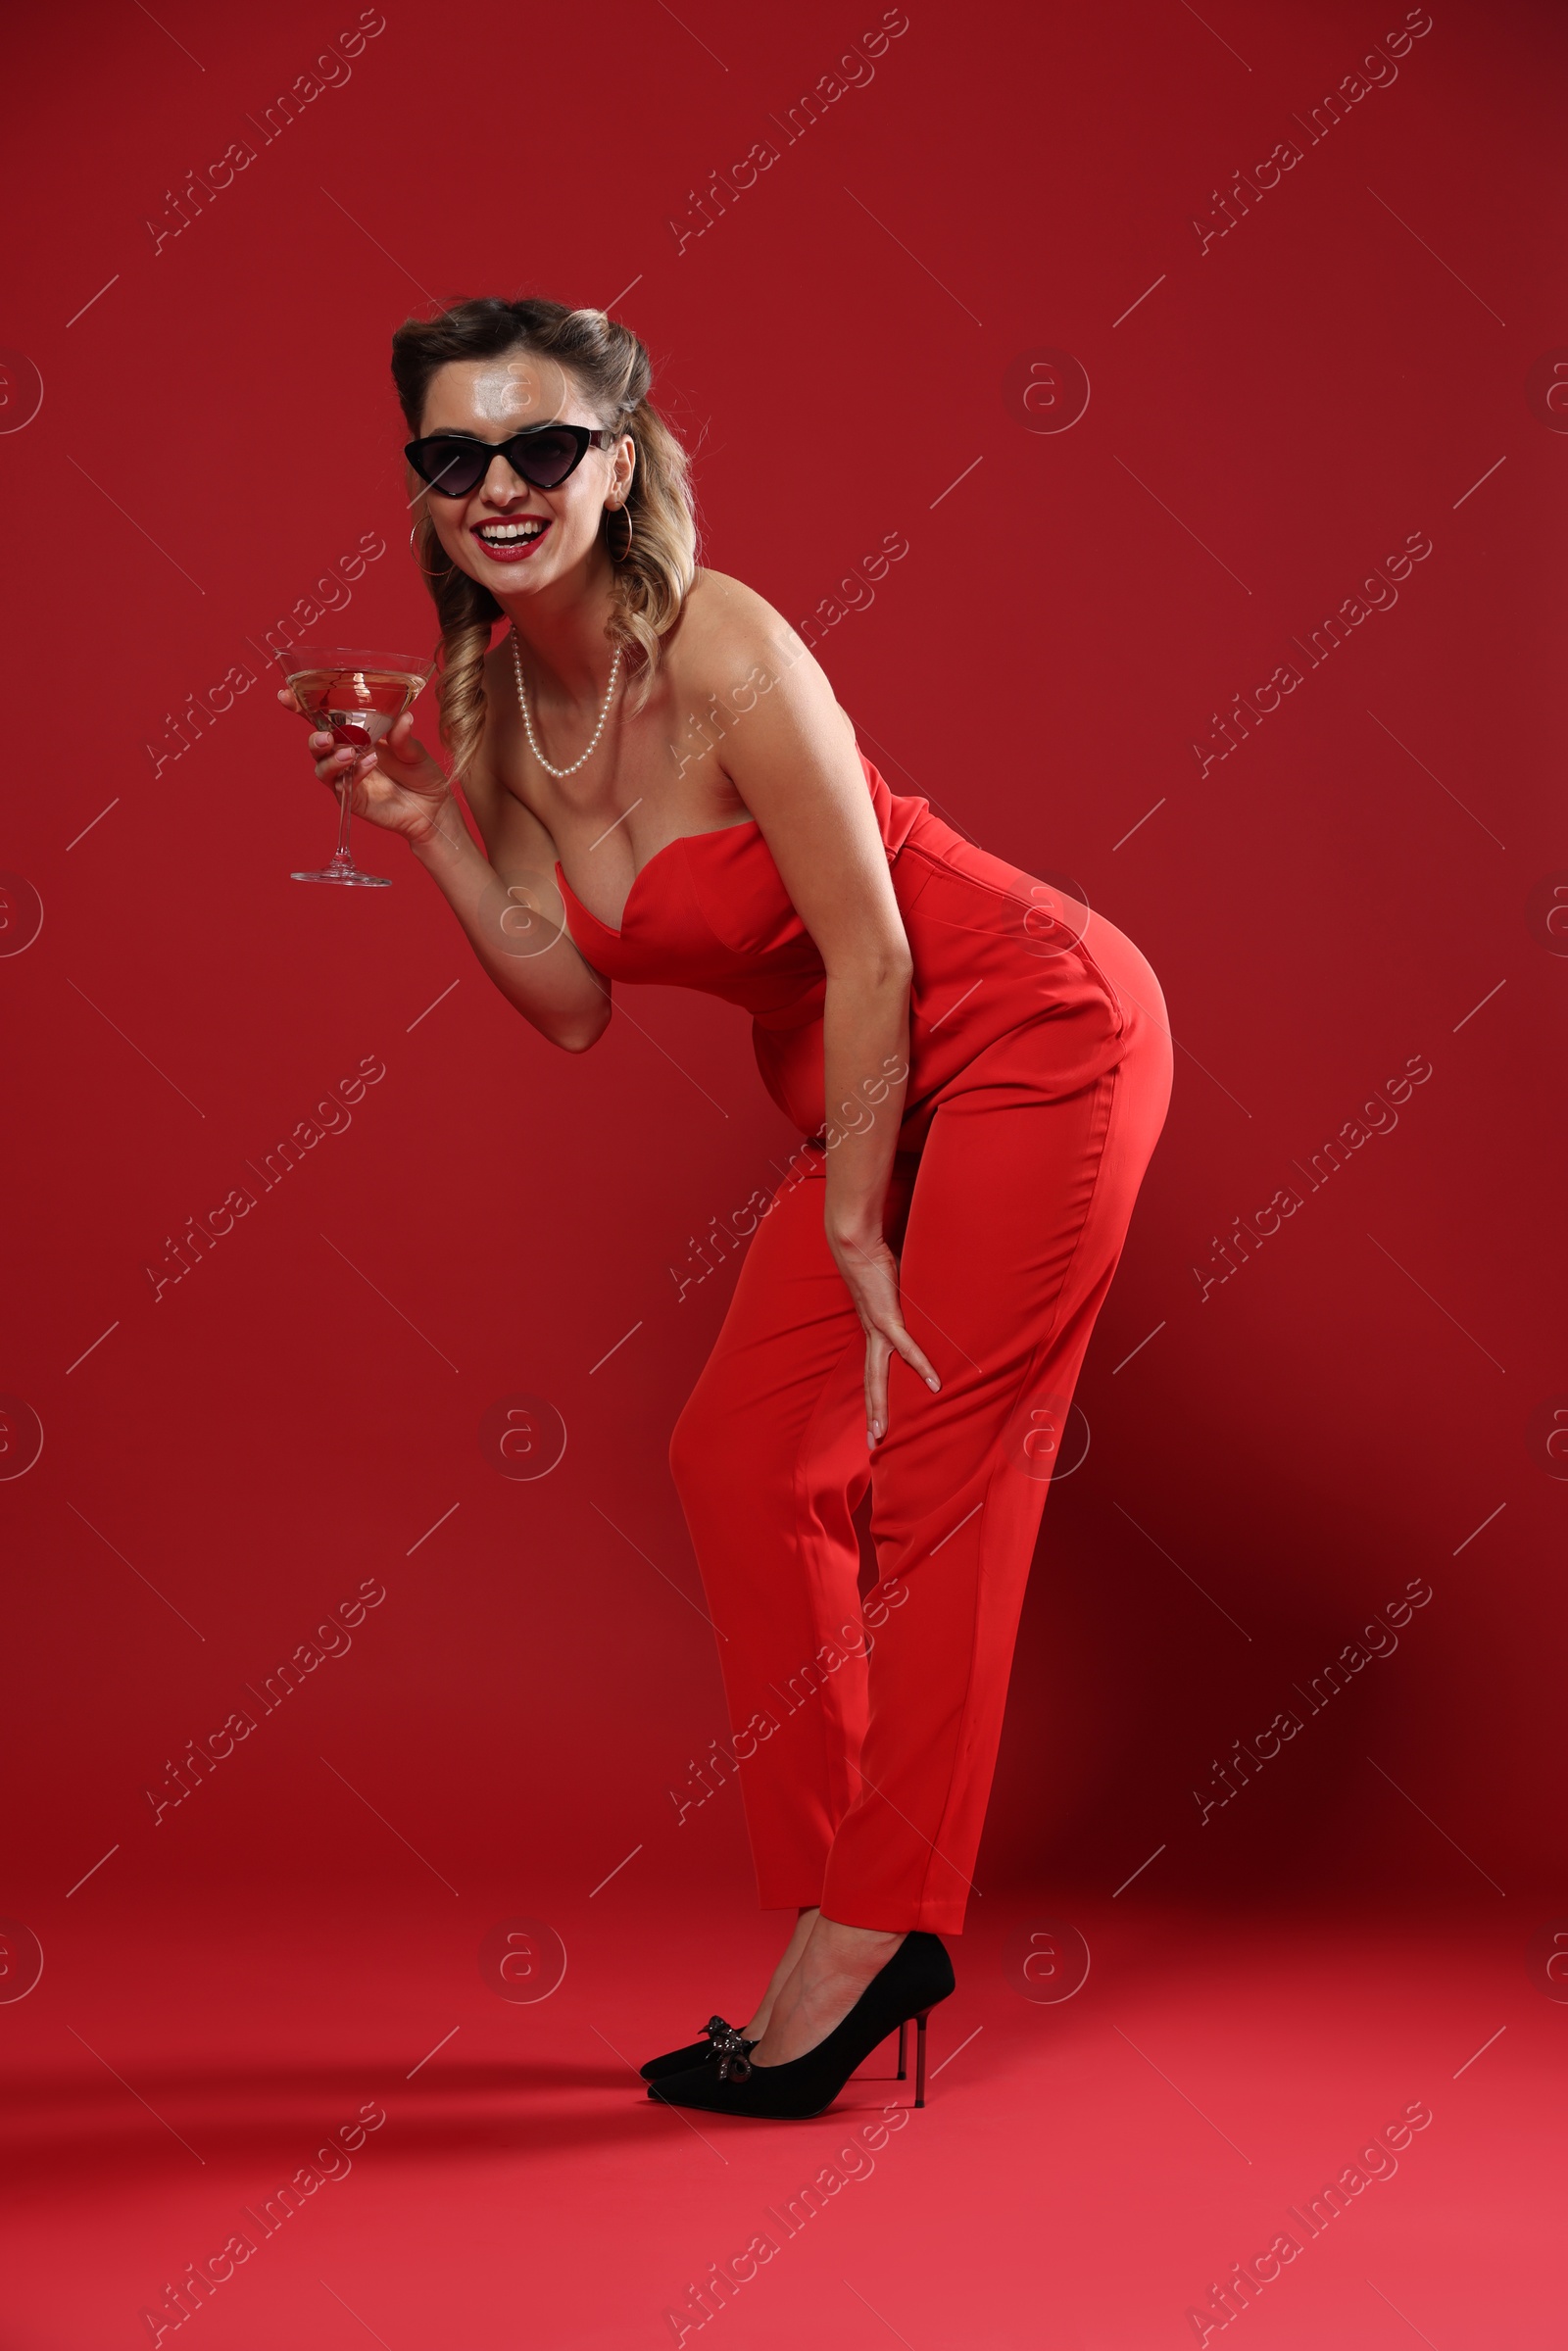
[647,1932,955,2120]
[639,2015,756,2083]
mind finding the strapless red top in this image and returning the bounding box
[553,753,1142,1153]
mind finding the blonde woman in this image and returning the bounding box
[286,297,1171,2117]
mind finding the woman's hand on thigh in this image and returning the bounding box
[826,1228,941,1445]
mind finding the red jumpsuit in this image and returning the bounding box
[555,757,1172,1934]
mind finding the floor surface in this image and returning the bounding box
[0,1886,1554,2347]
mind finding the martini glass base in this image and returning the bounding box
[291,858,391,888]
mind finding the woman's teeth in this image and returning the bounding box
[477,521,546,546]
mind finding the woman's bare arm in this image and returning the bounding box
[411,742,612,1051]
[682,580,942,1439]
[290,685,612,1053]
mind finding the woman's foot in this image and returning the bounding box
[637,1906,823,2082]
[738,1905,819,2039]
[646,1931,955,2119]
[748,1916,906,2067]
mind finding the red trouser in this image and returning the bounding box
[668,916,1172,1935]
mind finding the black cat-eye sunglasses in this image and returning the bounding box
[404,421,616,500]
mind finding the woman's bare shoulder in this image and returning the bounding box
[663,570,857,779]
[667,567,807,680]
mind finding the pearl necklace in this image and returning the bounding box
[511,628,622,779]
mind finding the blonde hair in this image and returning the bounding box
[390,297,698,783]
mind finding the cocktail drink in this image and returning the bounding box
[276,645,436,886]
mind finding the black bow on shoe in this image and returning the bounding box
[639,2014,757,2083]
[709,2023,755,2082]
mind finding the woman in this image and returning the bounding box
[284,296,1173,2120]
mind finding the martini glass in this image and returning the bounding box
[277,644,436,886]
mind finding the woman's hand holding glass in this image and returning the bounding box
[278,691,457,851]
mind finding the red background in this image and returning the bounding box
[2,1,1563,2345]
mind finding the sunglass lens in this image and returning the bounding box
[418,439,486,497]
[514,427,584,488]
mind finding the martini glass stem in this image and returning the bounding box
[331,759,361,869]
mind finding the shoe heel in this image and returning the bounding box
[913,2008,931,2108]
[896,2019,907,2081]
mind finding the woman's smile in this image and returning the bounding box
[470,514,554,563]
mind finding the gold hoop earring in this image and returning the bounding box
[607,502,634,563]
[409,521,447,581]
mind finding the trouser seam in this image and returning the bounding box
[911,1059,1121,1921]
[782,1315,869,1856]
